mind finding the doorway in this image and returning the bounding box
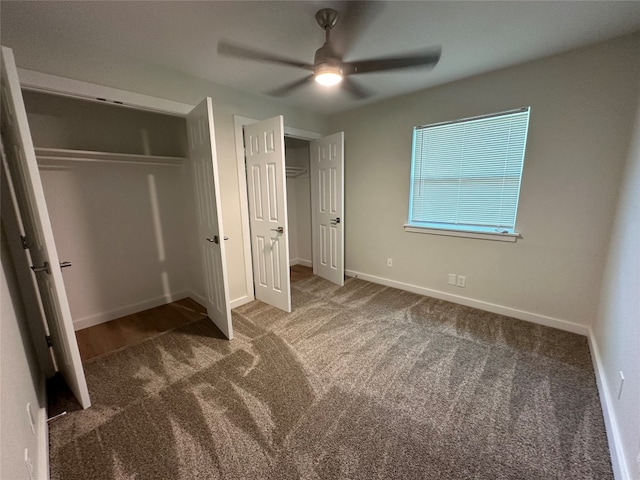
[285,136,313,270]
[234,116,345,311]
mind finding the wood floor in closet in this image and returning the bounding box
[75,265,315,361]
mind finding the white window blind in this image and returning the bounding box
[408,107,530,235]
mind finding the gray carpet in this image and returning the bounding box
[50,275,612,479]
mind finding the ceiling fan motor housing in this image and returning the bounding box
[314,42,342,71]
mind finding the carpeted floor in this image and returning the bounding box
[49,275,612,479]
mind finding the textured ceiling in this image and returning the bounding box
[2,1,640,115]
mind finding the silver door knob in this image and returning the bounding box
[31,262,51,274]
[330,217,341,225]
[206,236,219,244]
[270,226,284,234]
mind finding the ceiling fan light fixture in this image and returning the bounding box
[314,65,343,86]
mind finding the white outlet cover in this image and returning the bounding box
[448,274,456,285]
[24,448,34,480]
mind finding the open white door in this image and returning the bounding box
[187,98,233,339]
[1,46,91,408]
[244,116,291,312]
[311,132,345,286]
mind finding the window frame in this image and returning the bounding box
[405,107,530,242]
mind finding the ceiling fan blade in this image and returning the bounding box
[340,77,372,100]
[330,1,385,58]
[344,48,442,75]
[218,41,314,71]
[267,75,315,97]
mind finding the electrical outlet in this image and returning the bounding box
[448,274,457,285]
[456,275,466,288]
[387,258,393,267]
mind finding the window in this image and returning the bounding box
[406,107,530,241]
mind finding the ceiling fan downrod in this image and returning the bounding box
[313,8,341,69]
[315,8,338,42]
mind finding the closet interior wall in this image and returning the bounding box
[22,90,203,330]
[285,138,312,267]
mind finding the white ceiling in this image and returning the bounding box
[2,1,640,115]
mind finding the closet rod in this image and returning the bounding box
[35,147,185,167]
[285,166,307,178]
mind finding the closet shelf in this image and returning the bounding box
[286,166,308,178]
[35,148,186,166]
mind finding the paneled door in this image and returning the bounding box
[310,132,345,286]
[187,98,233,338]
[244,116,291,312]
[1,46,91,408]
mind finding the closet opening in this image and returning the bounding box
[19,89,217,350]
[284,136,312,272]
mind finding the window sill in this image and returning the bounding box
[403,225,521,242]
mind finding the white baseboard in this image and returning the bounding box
[38,375,49,480]
[345,269,589,336]
[187,290,207,310]
[73,289,259,330]
[230,295,253,309]
[588,331,629,480]
[73,290,190,330]
[182,290,255,311]
[290,258,312,267]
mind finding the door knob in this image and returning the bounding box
[206,236,220,244]
[31,262,51,274]
[330,217,341,225]
[270,226,284,234]
[32,261,72,274]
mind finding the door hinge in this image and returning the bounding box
[45,335,53,348]
[20,235,30,249]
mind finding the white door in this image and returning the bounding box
[244,116,291,312]
[1,46,91,408]
[187,98,233,339]
[310,132,345,286]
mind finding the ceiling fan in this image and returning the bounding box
[217,6,441,99]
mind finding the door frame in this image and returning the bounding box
[233,116,321,304]
[18,68,192,116]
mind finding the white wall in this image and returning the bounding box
[1,227,47,480]
[286,177,299,263]
[2,36,328,306]
[295,172,312,265]
[24,93,192,329]
[593,90,640,479]
[285,144,312,265]
[38,162,191,329]
[22,90,187,156]
[328,33,640,332]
